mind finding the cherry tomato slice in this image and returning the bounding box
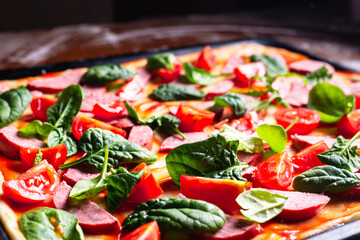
[274,108,321,135]
[127,163,163,205]
[20,144,67,169]
[337,109,360,138]
[228,111,259,135]
[122,221,160,240]
[255,151,293,190]
[180,175,249,214]
[194,45,216,71]
[152,62,181,83]
[175,103,215,132]
[30,97,57,122]
[290,140,329,173]
[72,115,126,140]
[92,100,129,121]
[2,160,60,204]
[233,62,266,86]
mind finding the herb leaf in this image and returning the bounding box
[183,62,214,85]
[19,120,57,138]
[33,151,43,166]
[308,82,355,123]
[150,84,205,102]
[83,63,135,85]
[250,55,287,79]
[256,124,287,153]
[204,165,248,181]
[147,53,176,71]
[305,66,332,84]
[20,207,84,240]
[207,93,247,116]
[123,197,226,233]
[48,129,78,157]
[236,189,287,223]
[0,86,32,128]
[292,165,360,193]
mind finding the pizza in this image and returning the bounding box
[1,42,360,240]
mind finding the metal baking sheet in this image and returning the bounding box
[0,38,359,240]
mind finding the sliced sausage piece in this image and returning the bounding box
[27,69,84,93]
[160,132,209,151]
[80,91,120,112]
[108,117,135,130]
[326,78,351,95]
[241,166,257,181]
[265,189,330,222]
[0,83,10,93]
[205,80,235,100]
[222,54,245,74]
[116,68,151,102]
[0,126,45,159]
[330,186,360,199]
[62,166,100,186]
[127,125,153,150]
[288,60,335,75]
[237,152,263,166]
[292,134,360,151]
[53,181,120,234]
[198,215,263,240]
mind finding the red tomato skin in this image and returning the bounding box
[337,109,360,138]
[92,100,129,120]
[175,103,215,132]
[356,95,360,109]
[127,163,163,205]
[152,62,181,83]
[274,108,321,135]
[194,46,216,71]
[180,175,249,214]
[2,160,60,204]
[228,111,259,135]
[20,144,67,169]
[290,140,329,173]
[255,151,293,190]
[72,115,126,140]
[30,97,57,122]
[122,221,160,240]
[233,62,266,86]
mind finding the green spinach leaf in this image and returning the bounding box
[204,165,248,181]
[0,86,32,128]
[123,197,226,233]
[83,63,135,85]
[256,124,287,153]
[305,66,332,84]
[150,84,205,102]
[147,53,176,71]
[183,62,214,85]
[207,93,247,116]
[48,129,77,157]
[19,120,57,138]
[250,55,287,79]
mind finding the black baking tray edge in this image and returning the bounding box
[1,37,360,240]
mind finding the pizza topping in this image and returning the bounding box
[116,68,151,102]
[207,93,247,117]
[194,45,216,71]
[146,52,176,72]
[176,103,215,132]
[233,62,266,86]
[122,221,160,240]
[92,100,129,121]
[30,96,57,122]
[205,80,234,100]
[127,125,154,150]
[250,54,288,79]
[20,144,67,169]
[0,86,32,128]
[256,123,287,153]
[305,66,332,84]
[123,197,226,233]
[183,62,230,86]
[150,84,205,101]
[20,207,84,240]
[48,129,78,157]
[337,109,360,138]
[160,132,209,151]
[82,63,135,85]
[288,60,335,75]
[19,120,57,138]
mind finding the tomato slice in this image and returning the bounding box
[72,115,126,140]
[127,163,163,205]
[337,109,360,138]
[152,62,181,83]
[290,140,329,173]
[30,96,57,122]
[175,103,215,132]
[254,151,293,190]
[122,221,160,240]
[233,62,266,86]
[20,144,67,169]
[274,108,321,135]
[194,45,216,71]
[2,160,60,204]
[180,175,249,214]
[228,111,259,135]
[92,100,129,120]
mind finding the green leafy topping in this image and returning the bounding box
[33,151,43,166]
[19,120,57,138]
[207,93,247,116]
[256,124,287,153]
[20,207,84,240]
[308,82,355,124]
[250,55,287,79]
[0,86,32,128]
[150,84,205,102]
[48,129,77,157]
[183,62,215,85]
[292,165,360,193]
[236,189,287,223]
[305,66,332,84]
[83,63,135,85]
[147,53,176,71]
[123,197,226,233]
[204,165,248,181]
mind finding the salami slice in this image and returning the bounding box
[127,125,153,150]
[292,134,360,151]
[289,60,335,75]
[160,132,209,151]
[205,80,234,100]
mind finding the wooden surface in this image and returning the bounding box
[0,13,359,72]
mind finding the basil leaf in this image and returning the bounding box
[0,86,32,128]
[308,82,355,123]
[166,134,240,185]
[207,93,247,116]
[204,165,248,181]
[106,167,144,211]
[250,55,287,79]
[59,128,157,170]
[47,85,83,129]
[216,125,263,153]
[48,129,78,157]
[123,197,226,233]
[236,189,287,223]
[158,114,185,139]
[147,53,176,71]
[256,124,287,153]
[305,66,332,84]
[20,207,84,240]
[124,101,141,122]
[183,62,214,85]
[292,165,360,193]
[33,151,43,166]
[150,84,205,102]
[83,63,135,85]
[19,120,57,137]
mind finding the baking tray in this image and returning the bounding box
[0,38,359,240]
